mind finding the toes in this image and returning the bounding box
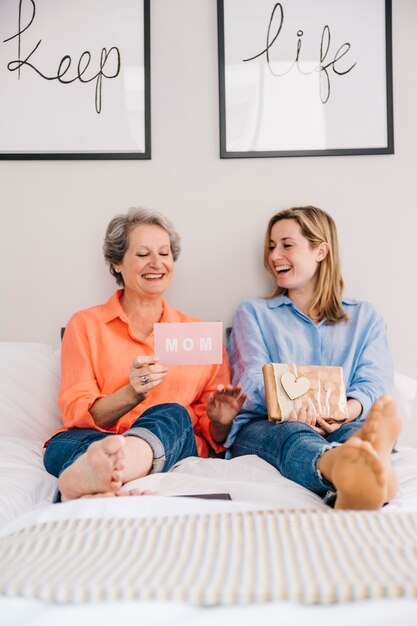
[114,447,126,461]
[113,459,125,472]
[103,435,126,454]
[115,488,158,497]
[80,492,117,499]
[370,394,396,416]
[375,394,394,408]
[111,469,123,482]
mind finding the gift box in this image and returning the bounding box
[262,363,349,423]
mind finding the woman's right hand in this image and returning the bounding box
[287,405,326,435]
[90,356,168,428]
[129,356,168,400]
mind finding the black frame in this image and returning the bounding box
[0,0,151,160]
[217,0,394,158]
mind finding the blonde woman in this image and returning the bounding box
[226,206,402,510]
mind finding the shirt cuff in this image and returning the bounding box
[199,415,226,455]
[346,389,372,419]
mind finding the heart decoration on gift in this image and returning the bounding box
[281,371,310,400]
[263,363,348,423]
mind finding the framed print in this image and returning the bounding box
[218,0,393,158]
[0,0,151,159]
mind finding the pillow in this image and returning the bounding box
[394,371,417,448]
[0,438,58,528]
[394,371,417,422]
[0,342,61,443]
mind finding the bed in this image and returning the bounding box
[1,341,417,626]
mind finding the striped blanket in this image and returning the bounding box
[1,509,417,605]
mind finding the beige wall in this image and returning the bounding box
[1,0,416,441]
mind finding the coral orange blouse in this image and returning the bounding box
[55,290,230,457]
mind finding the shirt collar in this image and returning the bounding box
[267,294,358,309]
[341,297,359,306]
[102,290,127,323]
[266,295,293,309]
[102,289,179,324]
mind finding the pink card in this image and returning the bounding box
[153,322,223,365]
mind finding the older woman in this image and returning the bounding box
[44,208,245,500]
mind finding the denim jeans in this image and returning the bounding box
[231,418,362,502]
[44,402,197,478]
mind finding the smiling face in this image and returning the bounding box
[268,219,328,300]
[114,223,174,300]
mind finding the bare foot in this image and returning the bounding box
[79,492,121,499]
[353,395,402,500]
[116,489,158,496]
[318,396,403,510]
[78,488,157,499]
[355,395,402,452]
[330,438,386,510]
[59,436,126,501]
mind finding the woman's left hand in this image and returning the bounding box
[207,384,247,427]
[315,417,346,434]
[316,399,360,434]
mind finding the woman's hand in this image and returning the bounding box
[312,398,362,435]
[129,356,168,400]
[207,384,247,443]
[315,417,345,435]
[90,356,168,429]
[287,405,350,435]
[287,405,328,435]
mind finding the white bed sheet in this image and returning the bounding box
[2,443,417,536]
[1,447,417,626]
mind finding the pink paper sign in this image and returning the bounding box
[153,322,223,365]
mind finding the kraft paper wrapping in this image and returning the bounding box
[262,363,349,423]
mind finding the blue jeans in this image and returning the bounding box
[44,403,197,478]
[231,418,362,503]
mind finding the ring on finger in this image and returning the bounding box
[141,375,150,384]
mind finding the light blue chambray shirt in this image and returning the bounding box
[225,295,393,452]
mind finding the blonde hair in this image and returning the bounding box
[264,206,347,324]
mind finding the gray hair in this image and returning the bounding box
[103,207,181,286]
